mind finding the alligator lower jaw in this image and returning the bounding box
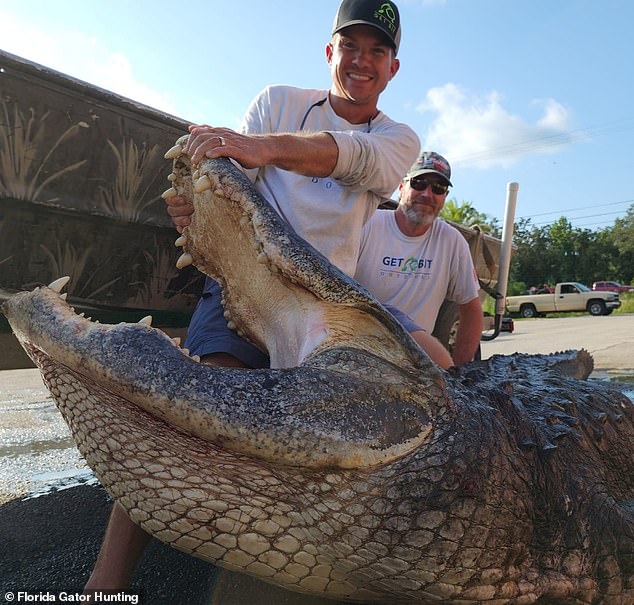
[3,283,442,471]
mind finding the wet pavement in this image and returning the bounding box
[0,368,94,504]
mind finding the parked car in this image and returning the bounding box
[592,280,634,294]
[506,282,620,318]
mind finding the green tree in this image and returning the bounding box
[548,217,582,281]
[609,203,634,284]
[441,199,500,236]
[611,204,634,255]
[439,200,633,291]
[509,218,557,291]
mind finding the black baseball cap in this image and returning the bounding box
[332,0,401,55]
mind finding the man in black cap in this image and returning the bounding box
[355,152,484,367]
[85,0,420,596]
[164,0,418,371]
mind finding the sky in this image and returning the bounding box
[1,0,633,230]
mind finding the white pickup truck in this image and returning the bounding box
[506,282,621,318]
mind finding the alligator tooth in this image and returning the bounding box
[60,293,68,301]
[164,144,182,159]
[171,337,181,346]
[176,253,193,269]
[191,355,201,363]
[223,310,231,320]
[167,173,177,182]
[175,235,187,247]
[182,348,190,356]
[161,187,177,199]
[194,175,212,193]
[227,321,236,331]
[138,315,153,326]
[192,169,200,180]
[78,312,85,318]
[214,188,225,197]
[48,276,71,294]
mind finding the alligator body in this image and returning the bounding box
[3,141,634,604]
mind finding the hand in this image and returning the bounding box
[185,124,272,168]
[164,194,194,233]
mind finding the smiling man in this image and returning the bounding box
[165,0,420,371]
[354,152,484,367]
[86,0,419,596]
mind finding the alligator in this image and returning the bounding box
[3,140,634,604]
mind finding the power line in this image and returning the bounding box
[532,210,627,227]
[568,220,620,229]
[518,198,633,220]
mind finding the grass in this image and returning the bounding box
[127,241,199,310]
[0,100,88,200]
[39,240,120,300]
[616,292,634,314]
[97,138,162,222]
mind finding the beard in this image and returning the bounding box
[400,202,436,228]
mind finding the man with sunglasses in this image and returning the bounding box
[355,152,483,367]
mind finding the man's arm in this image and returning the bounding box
[164,126,340,232]
[185,125,339,177]
[452,297,483,366]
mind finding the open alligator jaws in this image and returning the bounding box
[4,137,634,604]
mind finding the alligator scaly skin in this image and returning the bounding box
[3,140,634,603]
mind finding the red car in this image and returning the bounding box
[592,280,634,294]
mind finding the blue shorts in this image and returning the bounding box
[185,278,270,369]
[384,304,424,333]
[185,280,422,369]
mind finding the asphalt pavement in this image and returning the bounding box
[481,313,634,373]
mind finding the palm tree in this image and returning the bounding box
[441,199,500,235]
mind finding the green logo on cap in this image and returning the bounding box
[376,2,397,33]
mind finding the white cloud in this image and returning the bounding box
[0,9,178,115]
[417,83,574,169]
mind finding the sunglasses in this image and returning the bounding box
[408,177,449,195]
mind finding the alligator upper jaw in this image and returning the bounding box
[3,283,443,470]
[165,145,437,375]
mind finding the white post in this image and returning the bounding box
[496,182,518,317]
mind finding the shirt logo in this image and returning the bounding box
[401,257,419,272]
[382,256,433,272]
